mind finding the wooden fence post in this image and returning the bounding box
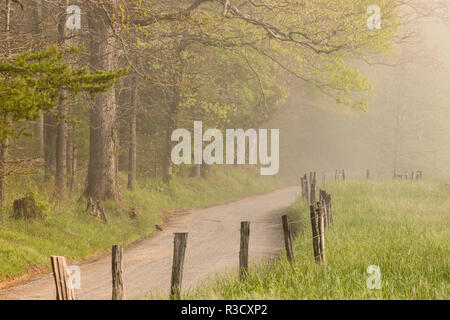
[322,172,326,184]
[112,245,125,300]
[300,177,303,198]
[320,190,328,229]
[239,221,250,280]
[367,169,370,179]
[417,171,423,180]
[335,169,338,182]
[328,194,333,225]
[50,256,75,300]
[281,215,294,264]
[301,177,306,201]
[317,204,326,263]
[170,232,188,300]
[310,181,316,205]
[309,205,321,263]
[342,169,345,181]
[304,177,307,200]
[305,174,310,203]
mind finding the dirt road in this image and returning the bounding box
[0,187,299,300]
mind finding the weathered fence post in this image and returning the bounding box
[328,194,333,225]
[301,177,306,201]
[50,256,75,300]
[305,174,310,203]
[304,177,307,200]
[303,177,307,201]
[342,169,345,181]
[112,245,125,300]
[327,193,332,227]
[310,181,316,205]
[322,172,326,184]
[335,169,338,182]
[170,232,188,300]
[309,205,321,263]
[239,221,250,280]
[320,190,328,229]
[367,169,370,179]
[417,171,423,180]
[281,215,294,264]
[317,204,326,263]
[300,176,303,198]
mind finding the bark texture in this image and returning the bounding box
[127,74,138,191]
[83,1,121,200]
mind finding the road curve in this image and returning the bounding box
[0,187,300,300]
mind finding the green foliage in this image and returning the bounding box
[186,180,449,300]
[25,187,50,215]
[130,0,399,111]
[0,46,127,141]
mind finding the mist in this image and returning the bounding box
[274,16,450,184]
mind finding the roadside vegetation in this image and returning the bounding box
[0,167,276,283]
[186,180,449,299]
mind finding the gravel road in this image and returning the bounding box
[0,187,299,300]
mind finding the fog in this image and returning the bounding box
[274,17,450,184]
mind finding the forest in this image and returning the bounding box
[0,0,448,302]
[0,0,400,204]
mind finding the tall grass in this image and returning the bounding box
[186,180,449,300]
[0,167,276,283]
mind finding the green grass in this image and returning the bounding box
[185,179,449,300]
[0,167,276,283]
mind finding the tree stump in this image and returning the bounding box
[129,207,138,220]
[86,197,107,223]
[12,196,45,220]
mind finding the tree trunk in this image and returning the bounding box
[162,126,174,183]
[193,164,201,178]
[66,131,73,197]
[162,80,181,183]
[127,74,138,191]
[35,113,45,159]
[44,114,57,178]
[1,1,11,208]
[54,96,68,199]
[83,1,120,201]
[69,145,77,199]
[33,2,44,159]
[54,4,71,199]
[0,139,8,208]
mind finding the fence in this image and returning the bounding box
[51,216,302,300]
[300,171,334,264]
[393,170,423,180]
[49,167,424,300]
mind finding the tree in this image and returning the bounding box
[82,0,124,201]
[0,46,125,206]
[119,0,399,180]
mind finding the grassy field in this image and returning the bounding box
[0,167,276,283]
[186,179,449,300]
